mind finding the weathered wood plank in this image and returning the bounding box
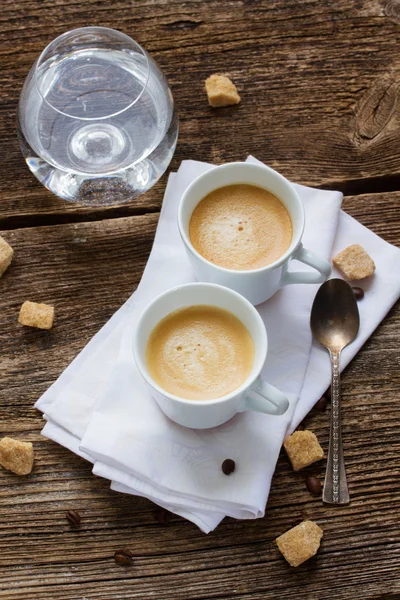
[342,191,400,247]
[0,188,399,599]
[1,0,400,224]
[0,214,158,406]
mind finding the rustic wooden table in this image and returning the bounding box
[1,1,399,599]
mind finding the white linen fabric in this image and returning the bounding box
[35,157,400,533]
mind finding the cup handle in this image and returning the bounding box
[280,244,331,286]
[238,377,289,416]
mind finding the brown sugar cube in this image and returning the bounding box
[205,74,241,107]
[18,301,54,330]
[276,520,323,567]
[0,235,14,277]
[284,430,324,471]
[332,244,375,280]
[0,437,34,475]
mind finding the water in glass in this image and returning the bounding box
[18,28,178,205]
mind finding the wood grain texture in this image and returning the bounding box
[1,0,400,224]
[0,1,400,599]
[0,190,399,599]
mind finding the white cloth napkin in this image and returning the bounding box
[35,157,400,533]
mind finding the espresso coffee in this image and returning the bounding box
[146,305,254,400]
[189,184,292,270]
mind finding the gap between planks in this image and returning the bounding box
[1,174,400,231]
[0,205,161,231]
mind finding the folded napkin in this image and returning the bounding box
[35,157,400,533]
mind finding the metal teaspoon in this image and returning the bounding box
[310,278,360,504]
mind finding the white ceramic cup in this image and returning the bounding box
[178,162,331,305]
[133,282,289,429]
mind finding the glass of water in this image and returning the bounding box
[18,27,178,205]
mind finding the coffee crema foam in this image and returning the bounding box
[189,184,293,270]
[146,305,254,401]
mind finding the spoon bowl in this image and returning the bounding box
[310,278,360,505]
[311,278,360,352]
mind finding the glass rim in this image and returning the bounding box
[34,26,151,121]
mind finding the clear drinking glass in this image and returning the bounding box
[17,27,178,205]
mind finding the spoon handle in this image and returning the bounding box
[323,350,350,505]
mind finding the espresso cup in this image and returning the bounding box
[178,162,331,305]
[133,282,289,429]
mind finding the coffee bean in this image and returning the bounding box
[315,396,328,411]
[352,286,364,301]
[66,510,81,526]
[155,507,171,525]
[114,548,133,565]
[222,458,235,475]
[305,475,322,496]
